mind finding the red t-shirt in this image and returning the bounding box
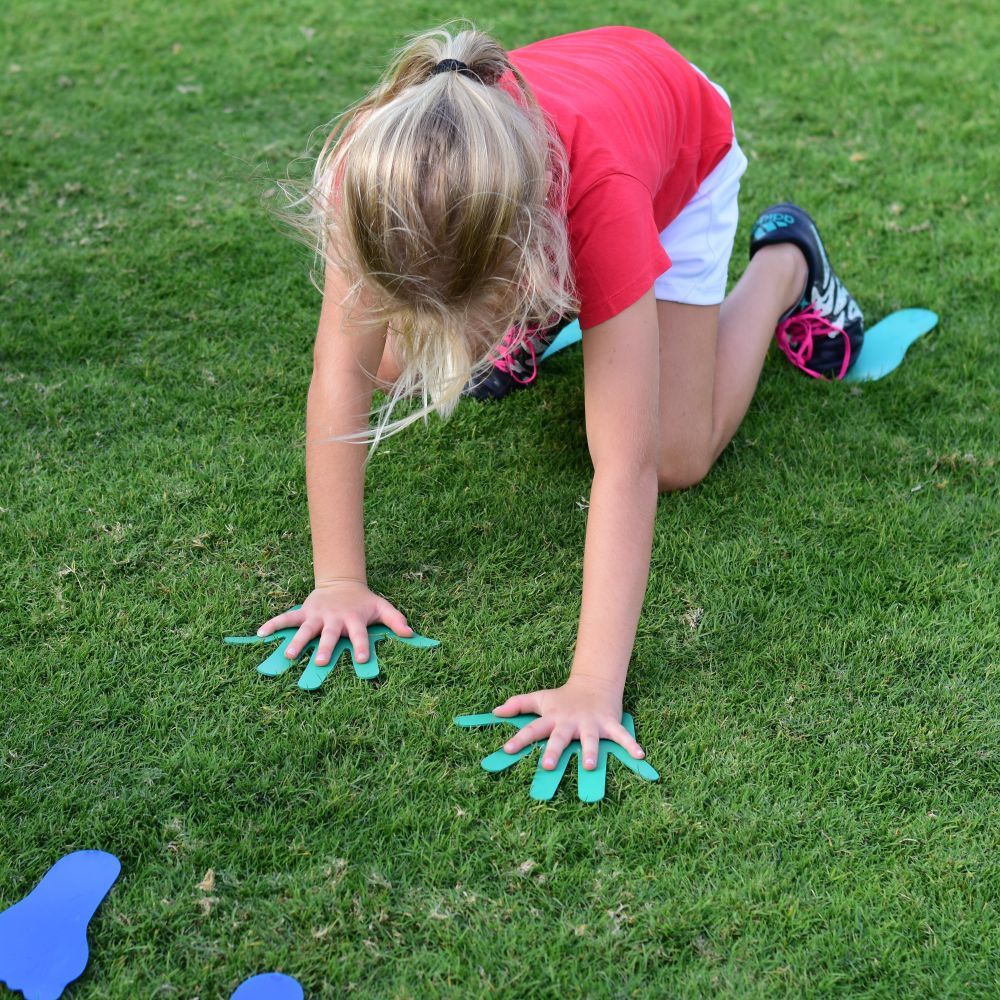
[505,27,734,329]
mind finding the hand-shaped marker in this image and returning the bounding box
[454,711,658,802]
[225,620,439,687]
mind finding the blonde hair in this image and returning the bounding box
[285,20,578,449]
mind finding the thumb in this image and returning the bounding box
[378,599,413,636]
[492,692,537,717]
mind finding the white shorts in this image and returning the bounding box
[652,70,749,307]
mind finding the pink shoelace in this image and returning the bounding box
[774,305,852,380]
[491,324,542,385]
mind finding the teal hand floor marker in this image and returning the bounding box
[844,308,938,382]
[454,711,658,802]
[225,607,438,687]
[0,850,121,1000]
[231,972,305,999]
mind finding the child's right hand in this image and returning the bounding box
[256,582,414,666]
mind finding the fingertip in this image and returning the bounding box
[634,747,645,759]
[257,627,268,637]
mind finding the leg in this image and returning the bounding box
[656,243,807,492]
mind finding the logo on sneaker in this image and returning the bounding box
[805,220,863,333]
[809,272,863,333]
[752,212,796,241]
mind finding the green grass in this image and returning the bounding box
[2,0,999,996]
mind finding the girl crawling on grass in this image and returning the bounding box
[257,22,864,771]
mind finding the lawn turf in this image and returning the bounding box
[2,0,999,996]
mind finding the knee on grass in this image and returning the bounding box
[657,453,712,493]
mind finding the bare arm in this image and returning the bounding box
[572,286,661,689]
[257,264,413,663]
[494,287,661,767]
[307,264,384,587]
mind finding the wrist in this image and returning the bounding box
[566,667,625,701]
[315,575,367,590]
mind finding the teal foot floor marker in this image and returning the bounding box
[539,319,582,362]
[537,310,938,380]
[844,308,938,383]
[225,608,439,687]
[454,711,658,802]
[231,972,305,1000]
[0,850,121,1000]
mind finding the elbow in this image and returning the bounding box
[592,447,710,494]
[590,432,660,493]
[592,455,660,495]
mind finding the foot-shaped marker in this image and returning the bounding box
[225,610,439,687]
[843,308,938,383]
[231,972,305,999]
[538,311,939,383]
[539,319,582,362]
[0,850,121,1000]
[454,712,658,802]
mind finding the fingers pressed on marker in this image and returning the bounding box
[504,719,550,754]
[347,619,370,661]
[315,626,340,666]
[581,729,600,770]
[542,727,573,769]
[608,722,645,758]
[287,621,318,659]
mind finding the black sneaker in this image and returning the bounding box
[749,202,864,379]
[463,316,572,401]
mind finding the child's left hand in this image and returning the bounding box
[492,674,646,772]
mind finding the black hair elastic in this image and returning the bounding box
[431,58,479,81]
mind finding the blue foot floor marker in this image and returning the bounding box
[231,972,305,1000]
[539,320,582,363]
[0,850,121,1000]
[225,607,439,687]
[454,711,658,803]
[844,308,938,383]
